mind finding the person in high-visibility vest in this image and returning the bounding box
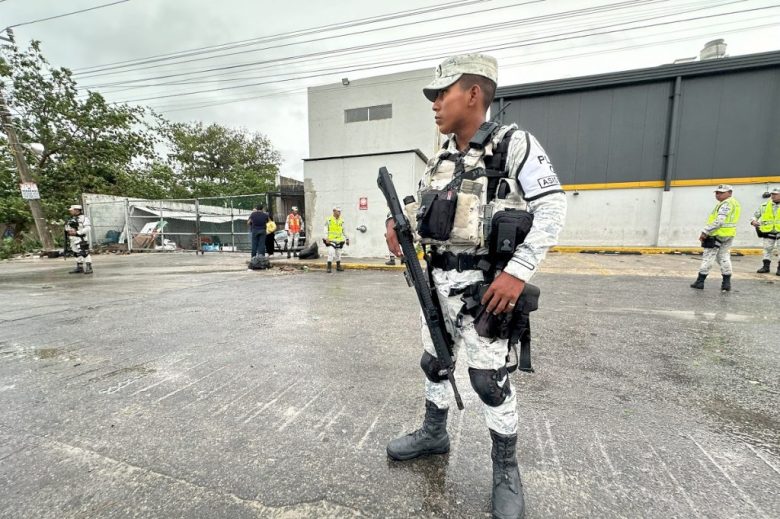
[285,206,304,259]
[691,184,741,291]
[323,206,349,273]
[750,187,780,275]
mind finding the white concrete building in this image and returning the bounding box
[303,69,437,258]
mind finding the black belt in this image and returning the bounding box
[428,251,491,272]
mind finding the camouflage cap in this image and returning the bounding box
[423,53,498,102]
[714,184,733,192]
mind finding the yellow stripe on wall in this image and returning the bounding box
[562,176,780,191]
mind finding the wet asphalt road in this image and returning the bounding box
[0,253,778,518]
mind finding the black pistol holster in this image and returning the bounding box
[457,280,540,373]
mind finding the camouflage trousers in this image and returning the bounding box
[698,237,734,275]
[69,236,92,264]
[421,268,517,435]
[761,236,779,261]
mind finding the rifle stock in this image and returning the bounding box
[377,167,464,410]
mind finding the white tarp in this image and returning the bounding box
[131,205,251,224]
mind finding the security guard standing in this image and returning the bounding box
[384,53,566,519]
[691,184,741,291]
[751,187,780,275]
[323,206,349,273]
[66,204,93,274]
[285,206,304,258]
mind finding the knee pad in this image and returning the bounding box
[468,367,511,406]
[420,351,451,383]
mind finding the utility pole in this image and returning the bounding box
[0,28,54,250]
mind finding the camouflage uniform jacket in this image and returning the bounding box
[421,124,567,282]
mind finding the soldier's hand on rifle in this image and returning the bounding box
[698,232,707,242]
[482,271,525,315]
[385,219,402,257]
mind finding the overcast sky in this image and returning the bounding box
[2,0,778,180]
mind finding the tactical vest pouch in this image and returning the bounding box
[417,189,457,241]
[489,209,534,259]
[449,192,481,245]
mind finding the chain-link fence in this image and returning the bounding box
[85,193,298,253]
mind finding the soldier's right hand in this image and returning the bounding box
[385,219,402,257]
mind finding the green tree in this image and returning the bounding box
[165,121,281,199]
[0,39,159,225]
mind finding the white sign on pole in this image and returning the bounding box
[19,182,40,200]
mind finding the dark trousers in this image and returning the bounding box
[251,231,267,257]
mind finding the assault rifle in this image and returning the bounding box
[377,167,464,410]
[63,217,79,258]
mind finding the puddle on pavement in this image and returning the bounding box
[2,346,77,362]
[606,308,753,322]
[89,364,157,383]
[34,348,65,359]
[704,397,780,457]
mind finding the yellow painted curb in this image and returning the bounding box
[551,246,762,255]
[562,175,780,191]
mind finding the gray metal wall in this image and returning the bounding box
[494,68,780,185]
[674,69,780,180]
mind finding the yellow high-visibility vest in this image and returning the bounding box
[327,216,345,242]
[707,198,740,238]
[758,202,780,234]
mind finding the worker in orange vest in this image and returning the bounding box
[285,206,304,258]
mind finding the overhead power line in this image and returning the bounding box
[71,0,495,75]
[149,18,778,114]
[6,0,131,29]
[81,0,715,92]
[111,2,773,104]
[77,0,678,87]
[73,0,552,80]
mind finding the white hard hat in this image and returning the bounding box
[771,187,780,195]
[333,206,342,211]
[69,205,82,211]
[291,206,298,211]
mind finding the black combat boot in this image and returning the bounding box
[386,400,449,461]
[83,263,93,274]
[69,264,84,274]
[757,259,770,273]
[336,261,344,272]
[490,430,525,519]
[326,261,332,273]
[287,251,291,259]
[776,262,780,276]
[721,274,731,291]
[690,273,706,289]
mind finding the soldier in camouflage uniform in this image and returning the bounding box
[66,205,93,274]
[690,184,741,291]
[385,54,566,519]
[750,187,780,275]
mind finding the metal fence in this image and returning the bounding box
[85,193,294,253]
